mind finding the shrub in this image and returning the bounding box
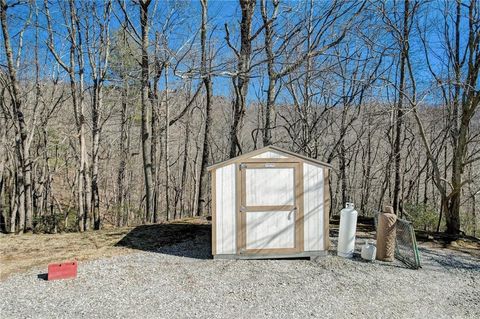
[404,203,439,232]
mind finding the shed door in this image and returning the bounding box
[239,162,303,254]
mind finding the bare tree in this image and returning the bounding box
[1,0,33,233]
[414,0,480,235]
[260,0,366,147]
[196,0,214,216]
[377,0,419,215]
[139,0,154,223]
[84,0,113,229]
[226,0,258,158]
[0,0,477,237]
[45,0,92,231]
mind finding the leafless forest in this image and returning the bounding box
[0,0,479,236]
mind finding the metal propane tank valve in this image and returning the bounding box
[337,202,358,258]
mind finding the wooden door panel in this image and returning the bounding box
[239,162,303,254]
[246,210,296,250]
[244,168,295,206]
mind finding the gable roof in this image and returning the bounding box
[207,146,333,171]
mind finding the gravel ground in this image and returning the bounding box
[1,234,479,319]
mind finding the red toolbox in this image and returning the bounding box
[47,261,77,281]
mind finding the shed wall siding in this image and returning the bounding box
[251,151,288,159]
[215,164,237,254]
[303,163,325,251]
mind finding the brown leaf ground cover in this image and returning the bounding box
[0,218,210,280]
[1,216,477,280]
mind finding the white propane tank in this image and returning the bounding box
[361,240,376,261]
[337,202,358,258]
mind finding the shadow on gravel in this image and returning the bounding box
[115,223,212,259]
[37,273,48,281]
[418,247,480,271]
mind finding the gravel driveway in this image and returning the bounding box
[1,232,479,319]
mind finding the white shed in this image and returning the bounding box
[208,146,331,259]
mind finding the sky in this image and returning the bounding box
[0,0,476,107]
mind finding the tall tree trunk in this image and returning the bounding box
[88,1,112,230]
[9,173,18,233]
[91,83,101,229]
[340,142,347,205]
[151,94,159,223]
[139,0,153,223]
[260,0,278,146]
[164,64,170,220]
[151,32,163,223]
[444,0,463,235]
[228,0,256,158]
[179,122,190,218]
[45,0,90,231]
[0,117,7,232]
[197,0,213,216]
[360,113,372,212]
[0,0,31,233]
[392,0,410,215]
[117,83,129,227]
[76,3,91,232]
